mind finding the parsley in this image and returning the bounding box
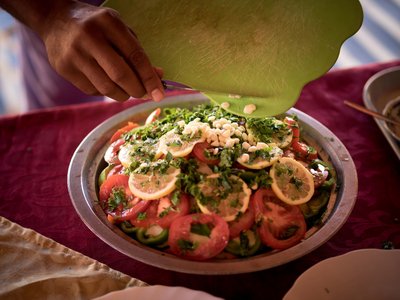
[290,176,303,190]
[167,139,183,147]
[177,239,198,252]
[137,212,147,221]
[170,190,181,206]
[190,223,213,237]
[279,225,299,239]
[246,117,290,142]
[219,147,240,168]
[275,164,294,177]
[107,187,127,211]
[158,207,172,218]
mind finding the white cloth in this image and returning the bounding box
[0,216,147,300]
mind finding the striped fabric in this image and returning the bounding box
[335,0,400,68]
[0,0,399,114]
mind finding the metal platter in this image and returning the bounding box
[68,93,358,275]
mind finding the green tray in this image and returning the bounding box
[105,0,362,117]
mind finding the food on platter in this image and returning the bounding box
[98,104,337,261]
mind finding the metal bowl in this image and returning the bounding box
[382,97,400,142]
[363,66,400,159]
[68,93,358,275]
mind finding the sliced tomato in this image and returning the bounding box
[284,117,318,160]
[145,108,161,125]
[110,122,139,143]
[130,193,190,229]
[283,149,296,159]
[284,117,300,143]
[192,142,220,166]
[228,201,255,238]
[106,164,125,178]
[292,141,318,160]
[168,213,229,261]
[104,139,125,164]
[253,188,306,250]
[99,174,151,221]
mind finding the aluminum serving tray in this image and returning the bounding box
[67,93,358,275]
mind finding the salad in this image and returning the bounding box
[98,104,336,261]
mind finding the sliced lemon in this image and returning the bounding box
[237,145,283,169]
[128,164,180,200]
[270,157,314,205]
[196,174,251,222]
[158,129,204,158]
[119,141,160,168]
[246,119,293,148]
[118,144,134,168]
[270,119,293,148]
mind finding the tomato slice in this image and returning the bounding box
[104,139,125,164]
[99,174,151,221]
[130,193,190,229]
[110,122,139,143]
[145,108,161,125]
[292,141,318,160]
[192,142,220,166]
[168,213,229,260]
[284,117,318,160]
[106,164,124,178]
[228,201,255,238]
[253,188,306,250]
[284,117,300,143]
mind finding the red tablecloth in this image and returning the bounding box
[1,61,400,300]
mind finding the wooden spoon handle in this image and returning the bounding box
[344,100,400,126]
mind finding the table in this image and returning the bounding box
[1,60,400,300]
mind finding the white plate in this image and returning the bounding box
[93,285,223,300]
[284,249,400,300]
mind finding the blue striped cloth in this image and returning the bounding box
[0,0,400,114]
[334,0,400,68]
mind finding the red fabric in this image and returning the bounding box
[1,61,400,300]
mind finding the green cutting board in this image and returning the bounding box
[105,0,363,117]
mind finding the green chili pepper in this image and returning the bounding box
[300,190,330,219]
[136,226,169,246]
[321,177,335,190]
[120,221,138,234]
[225,229,261,257]
[98,164,115,187]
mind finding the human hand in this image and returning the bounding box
[40,1,164,102]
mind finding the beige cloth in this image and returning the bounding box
[0,216,147,300]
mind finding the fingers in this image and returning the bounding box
[45,5,165,102]
[154,67,164,79]
[100,12,165,101]
[89,40,146,99]
[79,57,130,101]
[60,50,130,101]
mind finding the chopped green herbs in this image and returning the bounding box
[190,223,213,237]
[177,239,198,252]
[107,187,127,211]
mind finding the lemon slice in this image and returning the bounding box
[118,144,134,168]
[128,165,180,200]
[237,145,283,169]
[270,119,293,148]
[246,119,293,148]
[119,141,160,167]
[270,157,314,205]
[196,174,251,222]
[158,129,205,158]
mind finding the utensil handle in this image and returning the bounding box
[344,100,400,126]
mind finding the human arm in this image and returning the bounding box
[0,0,165,102]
